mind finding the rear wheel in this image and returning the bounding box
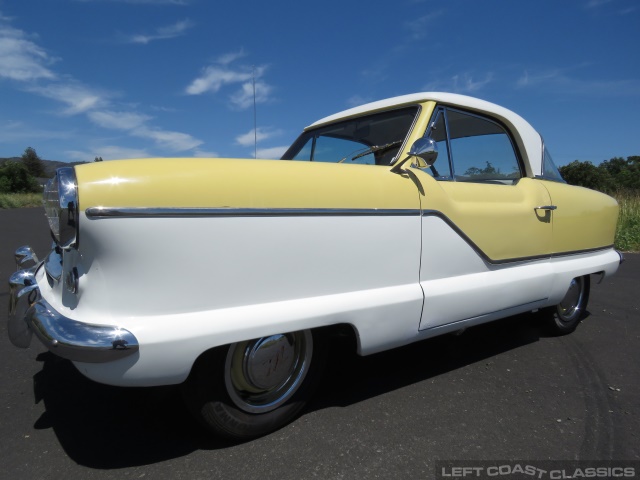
[183,329,325,440]
[541,275,590,335]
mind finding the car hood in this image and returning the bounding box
[74,157,420,211]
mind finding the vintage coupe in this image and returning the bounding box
[9,93,622,439]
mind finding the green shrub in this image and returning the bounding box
[0,161,41,193]
[614,191,640,252]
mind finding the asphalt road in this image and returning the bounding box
[0,207,638,480]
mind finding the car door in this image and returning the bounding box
[414,107,554,330]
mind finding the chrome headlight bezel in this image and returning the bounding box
[44,167,79,249]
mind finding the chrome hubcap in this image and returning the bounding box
[558,277,584,322]
[225,330,313,413]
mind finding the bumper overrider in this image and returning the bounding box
[8,245,139,363]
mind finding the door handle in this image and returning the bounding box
[534,205,557,211]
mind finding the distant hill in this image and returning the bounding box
[0,157,89,178]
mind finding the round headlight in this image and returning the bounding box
[43,167,78,248]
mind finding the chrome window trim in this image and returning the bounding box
[425,105,525,182]
[392,103,422,165]
[85,207,422,219]
[425,107,455,179]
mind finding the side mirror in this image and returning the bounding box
[390,137,439,174]
[408,137,438,167]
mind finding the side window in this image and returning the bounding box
[427,108,522,184]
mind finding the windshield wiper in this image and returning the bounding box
[350,140,403,161]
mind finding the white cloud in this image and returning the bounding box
[88,110,151,129]
[229,81,272,109]
[0,120,74,143]
[256,146,288,159]
[28,83,107,114]
[516,68,640,96]
[423,72,494,94]
[346,95,373,108]
[134,126,202,151]
[80,108,204,152]
[235,127,281,147]
[233,125,287,159]
[193,149,220,158]
[186,65,266,96]
[454,73,493,92]
[0,24,56,81]
[516,70,561,88]
[217,49,246,65]
[128,19,193,44]
[0,13,203,155]
[185,54,274,110]
[186,66,252,95]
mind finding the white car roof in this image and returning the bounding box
[306,92,543,176]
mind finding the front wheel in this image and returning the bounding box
[540,275,590,335]
[183,329,325,440]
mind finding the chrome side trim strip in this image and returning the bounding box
[84,207,616,265]
[85,207,422,219]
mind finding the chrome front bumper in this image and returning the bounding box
[8,245,139,363]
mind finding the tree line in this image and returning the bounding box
[559,156,640,193]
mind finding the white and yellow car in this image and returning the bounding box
[8,92,623,439]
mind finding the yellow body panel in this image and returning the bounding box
[75,158,420,211]
[415,175,553,260]
[540,180,619,254]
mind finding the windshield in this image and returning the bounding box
[281,106,420,166]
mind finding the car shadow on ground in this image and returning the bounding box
[33,311,550,469]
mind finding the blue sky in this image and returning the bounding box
[0,0,638,166]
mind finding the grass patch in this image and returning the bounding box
[0,192,43,209]
[614,191,640,252]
